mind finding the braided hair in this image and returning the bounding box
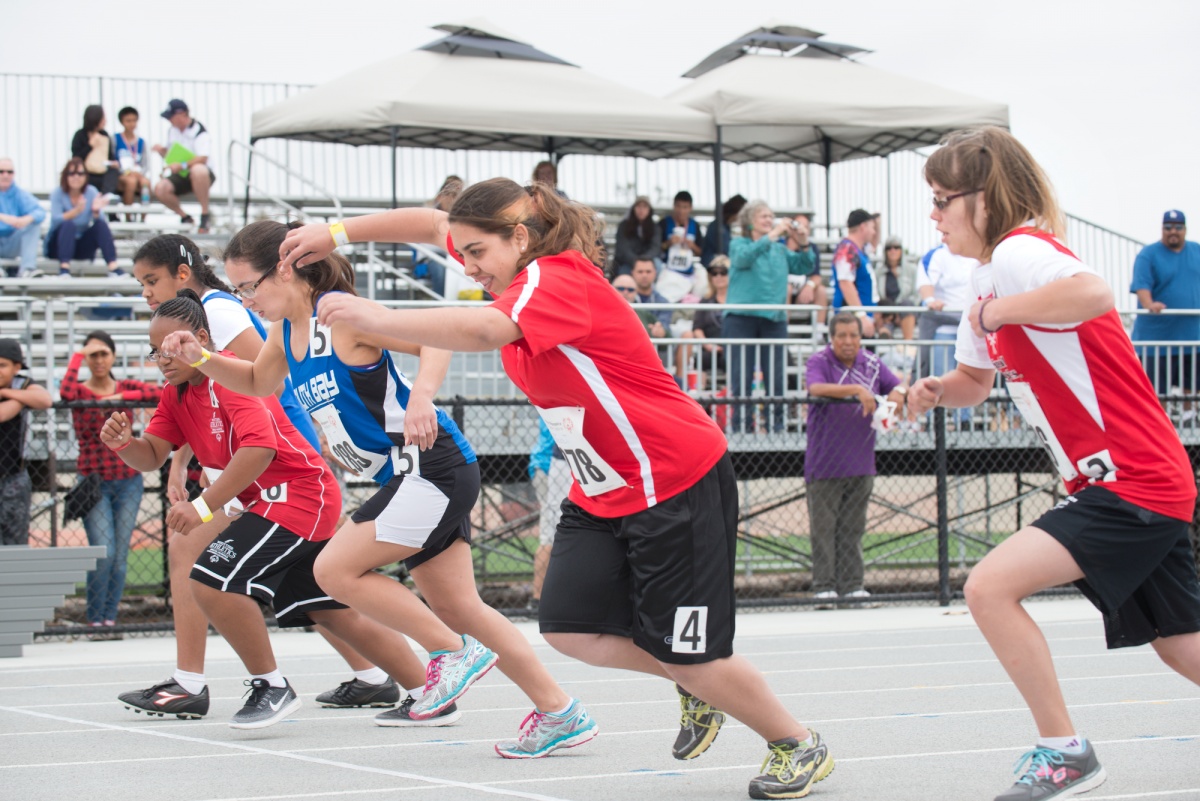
[152,289,211,398]
[133,234,233,294]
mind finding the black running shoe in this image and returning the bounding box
[316,678,400,708]
[229,678,301,730]
[672,684,726,760]
[374,694,462,727]
[198,213,211,234]
[118,680,209,720]
[748,732,835,799]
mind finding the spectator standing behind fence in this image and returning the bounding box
[875,236,918,340]
[114,106,151,213]
[528,418,569,612]
[70,105,119,195]
[59,330,162,639]
[531,161,568,199]
[0,158,45,278]
[0,340,51,546]
[1130,210,1200,408]
[804,312,904,609]
[700,195,747,268]
[832,210,878,337]
[47,159,121,278]
[152,99,214,233]
[724,200,816,433]
[613,196,661,276]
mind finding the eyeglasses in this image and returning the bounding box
[146,347,172,363]
[614,286,637,293]
[0,170,13,175]
[232,264,277,299]
[67,170,86,176]
[707,268,729,276]
[1164,223,1185,231]
[932,188,983,212]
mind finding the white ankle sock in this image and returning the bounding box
[173,669,205,695]
[253,670,287,689]
[353,667,390,685]
[1038,735,1085,754]
[543,699,574,717]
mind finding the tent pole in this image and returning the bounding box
[243,139,255,227]
[712,126,723,260]
[391,126,399,277]
[822,136,833,238]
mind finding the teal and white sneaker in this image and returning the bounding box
[407,635,498,720]
[495,699,599,759]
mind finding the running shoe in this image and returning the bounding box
[672,684,726,760]
[374,694,462,727]
[315,678,400,708]
[748,731,835,799]
[118,680,209,719]
[494,699,599,759]
[228,679,301,730]
[407,635,498,720]
[812,591,838,610]
[994,742,1106,801]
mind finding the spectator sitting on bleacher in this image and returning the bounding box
[413,175,465,298]
[875,235,918,340]
[531,160,568,199]
[832,209,878,337]
[114,106,151,213]
[0,158,46,278]
[152,99,214,233]
[659,190,703,267]
[630,258,672,335]
[614,272,666,339]
[0,339,52,546]
[70,105,119,195]
[47,159,121,278]
[613,196,661,276]
[677,255,731,391]
[700,194,747,267]
[724,200,816,433]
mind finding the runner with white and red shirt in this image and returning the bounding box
[910,127,1200,801]
[102,290,436,732]
[280,178,836,799]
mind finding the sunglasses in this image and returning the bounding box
[707,268,729,276]
[932,188,983,212]
[1164,224,1185,231]
[0,170,13,175]
[615,286,637,293]
[67,170,86,176]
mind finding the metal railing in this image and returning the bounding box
[225,139,342,228]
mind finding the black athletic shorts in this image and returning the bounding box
[539,451,738,665]
[189,513,346,628]
[167,168,214,197]
[1034,485,1200,648]
[351,462,478,571]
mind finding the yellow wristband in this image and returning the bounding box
[191,496,214,523]
[189,349,211,368]
[329,221,350,248]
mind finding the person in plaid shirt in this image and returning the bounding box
[59,330,161,637]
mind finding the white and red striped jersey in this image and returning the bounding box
[145,353,341,540]
[484,249,727,518]
[955,229,1195,521]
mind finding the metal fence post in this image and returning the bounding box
[935,406,950,606]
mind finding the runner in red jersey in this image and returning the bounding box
[910,127,1200,801]
[101,290,431,732]
[279,179,835,798]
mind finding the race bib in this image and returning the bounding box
[534,406,626,497]
[666,244,694,273]
[259,482,288,504]
[1006,382,1078,481]
[310,318,333,358]
[312,405,388,478]
[391,443,421,478]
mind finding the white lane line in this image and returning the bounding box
[1088,791,1200,799]
[0,705,569,801]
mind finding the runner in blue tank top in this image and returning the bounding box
[161,221,593,754]
[127,234,422,719]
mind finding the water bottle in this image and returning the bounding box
[140,184,151,206]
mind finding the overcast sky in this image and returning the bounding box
[3,0,1195,243]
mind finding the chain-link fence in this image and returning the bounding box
[23,384,1200,638]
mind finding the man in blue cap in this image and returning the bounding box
[1131,210,1200,408]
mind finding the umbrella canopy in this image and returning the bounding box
[667,54,1009,165]
[250,27,714,160]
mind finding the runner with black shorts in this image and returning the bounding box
[101,290,439,731]
[162,221,592,756]
[910,126,1200,801]
[281,179,835,798]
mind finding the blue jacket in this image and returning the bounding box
[0,185,46,239]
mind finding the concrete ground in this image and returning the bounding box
[2,600,1198,801]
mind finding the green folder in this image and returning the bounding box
[164,142,195,178]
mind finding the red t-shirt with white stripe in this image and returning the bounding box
[145,355,341,540]
[461,244,726,517]
[955,228,1195,521]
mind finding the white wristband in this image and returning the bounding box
[191,496,214,523]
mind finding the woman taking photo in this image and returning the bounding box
[909,126,1200,800]
[59,330,161,638]
[278,179,835,797]
[46,158,120,277]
